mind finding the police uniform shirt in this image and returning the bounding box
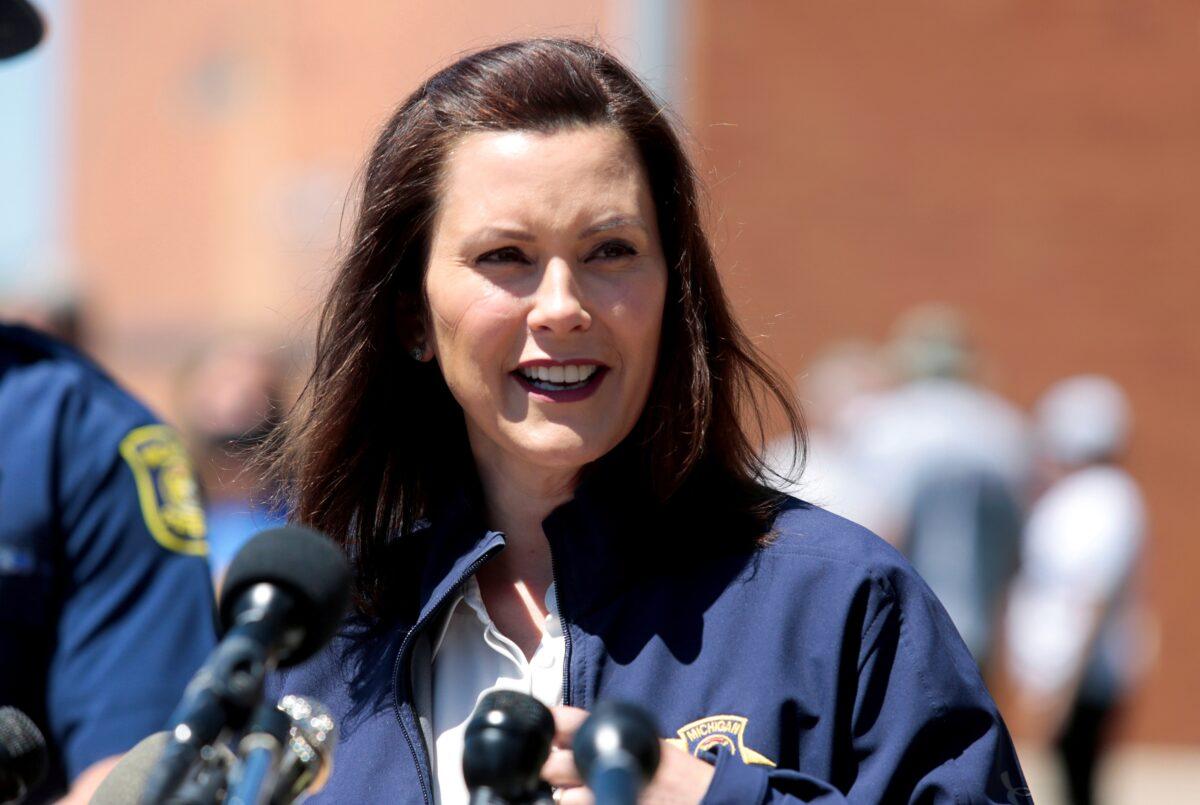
[0,323,217,800]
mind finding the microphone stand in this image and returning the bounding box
[224,704,292,805]
[167,743,234,805]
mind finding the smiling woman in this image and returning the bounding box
[265,38,1027,804]
[424,126,667,478]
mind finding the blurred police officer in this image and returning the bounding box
[1,4,218,801]
[0,322,219,803]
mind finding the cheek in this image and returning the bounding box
[608,276,667,365]
[427,279,515,356]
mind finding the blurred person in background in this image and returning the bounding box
[1004,375,1148,805]
[0,320,218,804]
[175,337,288,585]
[846,305,1031,673]
[763,339,892,532]
[1,3,218,801]
[0,289,85,347]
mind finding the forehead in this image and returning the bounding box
[434,126,653,232]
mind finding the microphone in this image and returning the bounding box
[572,702,660,805]
[224,703,292,805]
[462,691,555,805]
[0,0,45,60]
[268,695,337,804]
[225,694,337,805]
[0,707,47,804]
[91,732,170,805]
[141,526,351,804]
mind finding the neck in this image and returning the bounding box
[467,438,580,659]
[469,439,579,588]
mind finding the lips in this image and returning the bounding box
[512,361,607,401]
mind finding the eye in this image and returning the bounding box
[476,246,532,265]
[587,240,638,262]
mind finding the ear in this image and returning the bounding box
[398,294,433,362]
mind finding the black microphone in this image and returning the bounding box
[141,526,351,805]
[572,702,660,805]
[90,732,235,805]
[0,707,47,804]
[462,691,555,805]
[0,0,45,60]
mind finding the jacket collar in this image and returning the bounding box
[408,461,659,625]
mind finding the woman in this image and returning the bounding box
[268,39,1026,803]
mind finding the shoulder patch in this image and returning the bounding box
[665,714,776,767]
[119,424,208,556]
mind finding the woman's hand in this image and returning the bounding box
[541,705,715,805]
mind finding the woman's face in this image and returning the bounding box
[423,125,668,480]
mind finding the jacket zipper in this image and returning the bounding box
[548,539,574,707]
[391,548,500,805]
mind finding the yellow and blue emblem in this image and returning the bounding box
[119,424,208,556]
[665,714,776,767]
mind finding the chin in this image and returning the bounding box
[514,429,619,470]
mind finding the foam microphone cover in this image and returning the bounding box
[89,732,169,805]
[218,525,352,666]
[0,0,44,59]
[462,690,555,800]
[0,706,47,801]
[572,701,661,785]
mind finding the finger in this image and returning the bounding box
[557,786,595,805]
[541,747,584,788]
[549,705,590,747]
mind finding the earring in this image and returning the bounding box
[410,345,426,361]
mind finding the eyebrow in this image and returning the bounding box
[578,215,648,239]
[472,226,537,243]
[466,216,648,245]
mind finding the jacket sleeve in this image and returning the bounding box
[702,572,1031,804]
[48,387,217,781]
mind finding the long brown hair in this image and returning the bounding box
[269,38,804,615]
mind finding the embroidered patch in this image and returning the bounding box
[665,714,776,767]
[119,425,208,556]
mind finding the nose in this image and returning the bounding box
[527,257,591,334]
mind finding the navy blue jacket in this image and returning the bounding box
[0,324,217,800]
[271,478,1029,803]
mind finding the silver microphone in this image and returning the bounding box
[269,696,337,804]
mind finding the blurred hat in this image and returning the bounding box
[0,0,44,59]
[889,304,975,380]
[1036,374,1130,465]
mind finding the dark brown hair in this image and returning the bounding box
[269,38,804,615]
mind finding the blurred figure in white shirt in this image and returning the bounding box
[847,305,1032,671]
[1005,375,1148,805]
[763,340,891,531]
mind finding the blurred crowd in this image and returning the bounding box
[764,304,1149,805]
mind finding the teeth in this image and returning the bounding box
[519,364,599,386]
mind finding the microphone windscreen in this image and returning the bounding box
[218,525,351,666]
[462,691,555,795]
[573,701,660,782]
[0,706,47,798]
[89,731,169,805]
[0,0,44,59]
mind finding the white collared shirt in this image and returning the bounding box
[427,577,564,805]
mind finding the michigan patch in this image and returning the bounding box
[665,715,776,767]
[119,425,208,556]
